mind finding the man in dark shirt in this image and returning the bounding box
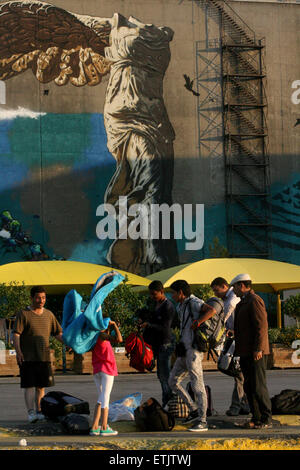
[13,285,64,423]
[140,280,176,408]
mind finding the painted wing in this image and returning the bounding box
[0,1,112,86]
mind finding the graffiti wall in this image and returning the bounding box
[0,0,299,274]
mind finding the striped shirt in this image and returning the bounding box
[13,307,62,362]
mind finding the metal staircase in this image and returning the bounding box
[194,0,272,258]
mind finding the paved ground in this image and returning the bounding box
[0,369,299,450]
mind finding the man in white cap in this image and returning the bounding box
[230,274,272,429]
[210,277,249,416]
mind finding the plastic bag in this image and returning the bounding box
[108,393,142,422]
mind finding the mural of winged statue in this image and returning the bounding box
[0,1,179,274]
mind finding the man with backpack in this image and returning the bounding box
[139,280,176,408]
[168,280,217,432]
[211,277,250,416]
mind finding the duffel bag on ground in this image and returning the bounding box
[134,397,175,431]
[41,391,90,419]
[271,389,300,415]
[167,394,189,419]
[60,413,90,435]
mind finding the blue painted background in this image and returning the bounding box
[0,112,299,268]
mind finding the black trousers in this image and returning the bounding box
[240,355,272,424]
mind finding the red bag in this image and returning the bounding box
[125,330,155,372]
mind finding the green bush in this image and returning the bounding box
[283,294,300,327]
[102,281,147,342]
[0,282,31,319]
[268,327,300,347]
[49,336,63,366]
[192,285,214,302]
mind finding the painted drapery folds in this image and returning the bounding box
[0,1,178,274]
[103,14,178,273]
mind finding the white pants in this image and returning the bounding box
[93,372,114,408]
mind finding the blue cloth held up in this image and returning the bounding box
[62,271,125,354]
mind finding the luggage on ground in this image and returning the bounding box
[271,389,300,415]
[134,397,175,431]
[217,337,242,378]
[193,297,226,353]
[186,382,214,417]
[60,413,90,435]
[125,329,155,373]
[41,391,90,419]
[167,394,189,418]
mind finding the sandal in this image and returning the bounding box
[254,422,273,429]
[234,421,258,429]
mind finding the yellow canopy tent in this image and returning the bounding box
[147,258,300,328]
[0,260,150,294]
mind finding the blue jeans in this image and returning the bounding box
[156,341,175,407]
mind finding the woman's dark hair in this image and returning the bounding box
[170,280,191,297]
[30,285,46,298]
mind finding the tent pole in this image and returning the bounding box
[277,293,282,329]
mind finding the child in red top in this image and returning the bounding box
[90,320,123,436]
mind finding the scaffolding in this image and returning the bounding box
[194,0,272,258]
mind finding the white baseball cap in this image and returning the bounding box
[230,273,252,286]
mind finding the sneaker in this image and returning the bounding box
[188,420,208,432]
[28,410,38,423]
[183,409,199,424]
[89,427,101,436]
[239,409,250,415]
[100,426,118,436]
[226,409,240,417]
[36,412,46,421]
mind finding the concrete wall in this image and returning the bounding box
[0,0,299,273]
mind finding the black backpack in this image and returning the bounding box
[41,391,90,419]
[134,397,175,432]
[271,389,300,415]
[60,413,90,435]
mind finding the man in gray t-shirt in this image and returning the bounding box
[168,280,216,433]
